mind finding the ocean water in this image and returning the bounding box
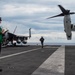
[27,42,75,45]
[8,42,75,46]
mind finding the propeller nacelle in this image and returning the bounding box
[47,5,75,19]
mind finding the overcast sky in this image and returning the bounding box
[0,0,75,44]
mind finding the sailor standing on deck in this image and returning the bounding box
[0,17,4,72]
[40,36,44,48]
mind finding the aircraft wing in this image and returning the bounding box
[12,28,31,41]
[6,28,31,44]
[2,28,31,47]
[7,32,30,44]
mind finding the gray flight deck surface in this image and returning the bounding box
[0,45,74,75]
[0,45,59,75]
[65,46,75,75]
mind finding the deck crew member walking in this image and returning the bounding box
[40,36,44,48]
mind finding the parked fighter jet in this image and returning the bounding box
[2,28,31,47]
[47,5,75,40]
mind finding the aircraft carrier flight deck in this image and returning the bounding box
[0,45,74,75]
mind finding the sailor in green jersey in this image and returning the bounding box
[0,17,3,72]
[0,27,3,43]
[0,17,3,52]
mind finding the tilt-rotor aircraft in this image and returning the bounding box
[47,5,75,40]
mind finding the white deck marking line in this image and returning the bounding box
[32,45,65,75]
[0,48,41,60]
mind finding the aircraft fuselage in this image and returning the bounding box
[64,15,72,40]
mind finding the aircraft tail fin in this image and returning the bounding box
[13,26,17,34]
[29,28,31,38]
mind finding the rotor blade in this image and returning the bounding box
[58,5,67,13]
[47,13,64,19]
[70,12,75,14]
